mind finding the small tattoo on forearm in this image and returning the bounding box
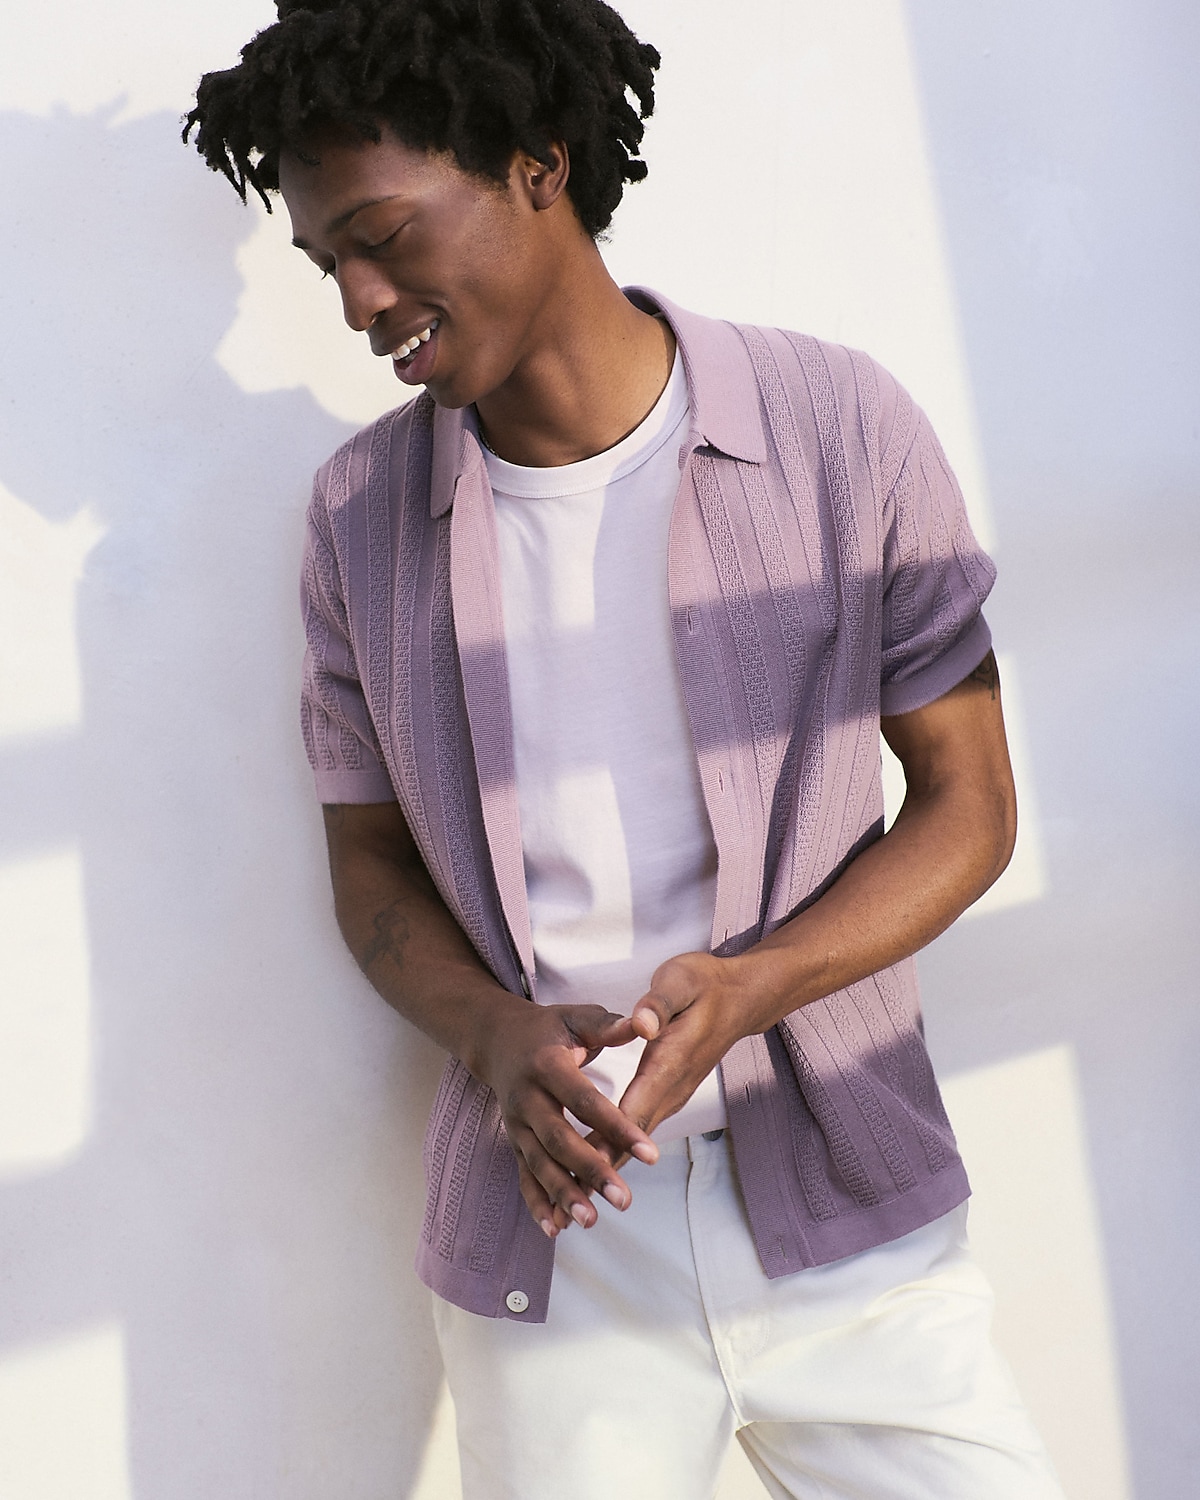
[967,650,1000,700]
[360,899,411,974]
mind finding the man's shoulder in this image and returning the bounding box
[311,391,435,513]
[731,318,920,489]
[642,288,919,474]
[741,322,912,429]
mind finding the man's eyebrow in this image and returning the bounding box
[291,194,406,249]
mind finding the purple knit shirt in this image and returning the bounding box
[300,289,995,1322]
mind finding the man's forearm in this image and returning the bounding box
[728,766,1015,1033]
[323,805,521,1076]
[732,658,1016,1031]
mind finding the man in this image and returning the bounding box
[187,2,1065,1495]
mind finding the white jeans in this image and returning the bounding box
[433,1130,1065,1500]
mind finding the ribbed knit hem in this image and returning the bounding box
[311,766,398,804]
[416,1211,556,1323]
[879,617,993,718]
[776,1162,972,1276]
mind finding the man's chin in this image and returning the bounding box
[424,381,473,410]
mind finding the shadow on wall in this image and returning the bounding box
[0,105,448,1497]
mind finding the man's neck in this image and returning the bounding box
[473,247,676,468]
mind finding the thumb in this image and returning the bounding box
[630,954,706,1040]
[565,1005,637,1058]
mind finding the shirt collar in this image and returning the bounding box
[430,285,765,517]
[622,286,766,465]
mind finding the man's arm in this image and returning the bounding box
[321,803,657,1237]
[606,651,1017,1146]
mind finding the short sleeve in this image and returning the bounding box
[878,407,996,717]
[299,480,398,804]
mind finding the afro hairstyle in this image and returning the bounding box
[183,0,661,238]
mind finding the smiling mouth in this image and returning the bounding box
[390,318,439,364]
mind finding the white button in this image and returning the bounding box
[505,1289,530,1314]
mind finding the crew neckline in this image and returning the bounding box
[479,348,688,499]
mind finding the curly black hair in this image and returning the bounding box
[183,0,660,238]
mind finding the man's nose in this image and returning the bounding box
[337,262,398,334]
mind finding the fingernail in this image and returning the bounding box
[570,1202,592,1227]
[631,1141,659,1164]
[602,1182,629,1210]
[539,1218,556,1239]
[638,1011,661,1037]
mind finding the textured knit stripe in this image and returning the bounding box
[692,452,779,788]
[431,518,493,968]
[871,965,953,1173]
[448,461,538,984]
[848,978,943,1176]
[364,417,394,763]
[778,1015,879,1208]
[822,994,918,1195]
[467,1105,516,1275]
[738,330,840,928]
[421,1062,469,1247]
[787,1090,839,1223]
[386,401,436,854]
[439,1081,489,1260]
[300,529,335,774]
[784,335,867,905]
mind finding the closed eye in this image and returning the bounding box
[363,223,406,256]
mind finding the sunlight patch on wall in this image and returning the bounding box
[0,5,278,122]
[882,652,1047,916]
[216,197,410,427]
[0,484,104,740]
[942,1045,1132,1500]
[0,1323,132,1500]
[0,851,93,1177]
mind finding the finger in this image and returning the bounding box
[549,1069,660,1165]
[628,974,694,1040]
[531,1110,638,1212]
[561,1007,639,1059]
[516,1158,562,1239]
[511,1120,615,1227]
[580,1014,638,1056]
[529,1051,659,1165]
[584,1128,633,1173]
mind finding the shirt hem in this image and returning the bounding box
[767,1162,971,1277]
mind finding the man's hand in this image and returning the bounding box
[579,953,744,1156]
[595,651,1018,1156]
[322,802,657,1239]
[473,999,659,1237]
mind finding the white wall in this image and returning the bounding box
[0,4,1195,1498]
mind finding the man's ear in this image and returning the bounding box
[519,140,570,211]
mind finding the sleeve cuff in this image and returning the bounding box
[879,616,993,718]
[312,765,398,804]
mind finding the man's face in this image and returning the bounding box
[279,126,561,409]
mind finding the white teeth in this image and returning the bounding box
[392,321,439,360]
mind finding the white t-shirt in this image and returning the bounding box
[484,351,726,1141]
